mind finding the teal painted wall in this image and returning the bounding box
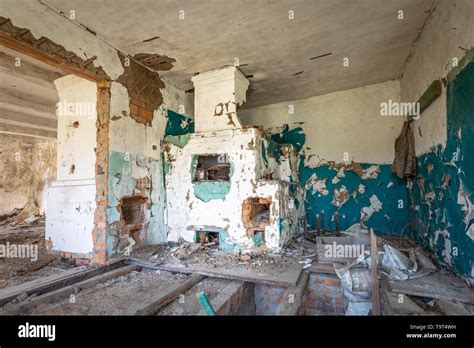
[165,110,194,136]
[300,163,407,235]
[269,125,408,236]
[407,62,474,276]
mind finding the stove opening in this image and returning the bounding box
[194,154,230,182]
[242,197,271,244]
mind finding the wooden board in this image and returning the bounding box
[128,258,302,287]
[307,263,336,275]
[0,258,126,306]
[276,271,310,315]
[437,299,474,315]
[370,229,381,316]
[388,272,474,304]
[130,275,205,315]
[3,264,141,315]
[381,282,426,316]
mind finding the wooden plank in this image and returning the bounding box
[133,260,302,287]
[388,272,474,304]
[380,281,426,316]
[197,281,245,315]
[0,258,126,306]
[276,271,310,315]
[25,255,60,273]
[0,34,105,83]
[370,229,381,316]
[3,264,141,315]
[437,299,474,316]
[130,275,205,315]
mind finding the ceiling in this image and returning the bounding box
[0,46,62,138]
[47,0,432,108]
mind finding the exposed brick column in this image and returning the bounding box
[92,80,111,264]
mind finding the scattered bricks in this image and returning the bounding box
[75,258,90,266]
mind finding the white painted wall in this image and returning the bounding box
[192,67,248,133]
[46,75,97,255]
[400,0,474,155]
[165,128,295,251]
[240,80,403,165]
[45,180,95,254]
[3,0,194,253]
[54,75,97,180]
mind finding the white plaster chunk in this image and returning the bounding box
[360,195,383,224]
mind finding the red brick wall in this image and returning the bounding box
[302,273,347,315]
[91,80,111,265]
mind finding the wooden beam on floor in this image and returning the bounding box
[127,258,302,287]
[275,271,310,315]
[388,272,474,304]
[370,229,381,316]
[130,274,205,315]
[380,280,425,316]
[3,264,141,315]
[307,262,336,275]
[0,258,126,306]
[437,299,474,315]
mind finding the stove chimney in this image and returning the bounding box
[191,66,249,133]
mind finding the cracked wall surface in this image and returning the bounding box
[2,2,193,262]
[0,134,56,215]
[400,0,474,276]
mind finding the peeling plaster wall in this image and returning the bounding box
[406,61,474,277]
[107,81,193,255]
[400,0,474,156]
[2,1,194,255]
[192,67,248,133]
[46,75,97,255]
[1,0,124,80]
[240,81,408,235]
[164,128,301,251]
[240,80,403,165]
[0,134,56,215]
[400,0,474,277]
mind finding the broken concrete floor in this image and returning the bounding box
[1,233,472,316]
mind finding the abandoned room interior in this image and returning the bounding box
[0,0,473,326]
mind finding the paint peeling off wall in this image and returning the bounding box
[107,82,193,256]
[106,150,165,254]
[165,110,194,136]
[301,162,407,234]
[165,128,303,251]
[258,123,408,235]
[0,134,56,216]
[400,0,474,157]
[407,62,474,277]
[239,80,403,165]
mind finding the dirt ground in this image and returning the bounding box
[31,269,189,315]
[0,218,75,289]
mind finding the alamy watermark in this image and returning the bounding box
[0,242,38,262]
[323,242,365,259]
[380,99,420,119]
[56,100,96,119]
